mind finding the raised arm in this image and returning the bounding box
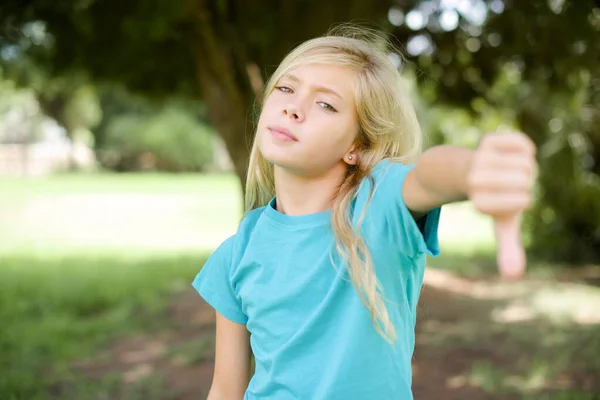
[402,131,537,278]
[402,145,473,216]
[207,312,251,400]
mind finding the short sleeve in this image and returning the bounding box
[367,160,441,258]
[192,235,248,324]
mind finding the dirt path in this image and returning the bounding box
[72,268,600,400]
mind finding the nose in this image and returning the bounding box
[283,103,304,122]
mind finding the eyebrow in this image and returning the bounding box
[282,73,343,100]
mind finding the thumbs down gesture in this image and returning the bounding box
[467,131,538,280]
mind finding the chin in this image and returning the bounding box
[262,153,320,178]
[260,147,292,168]
[258,135,291,166]
[260,148,307,175]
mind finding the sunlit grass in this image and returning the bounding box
[0,172,233,399]
[0,172,242,256]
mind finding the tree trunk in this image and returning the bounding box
[195,64,253,193]
[191,1,259,194]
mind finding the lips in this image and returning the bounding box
[269,126,298,142]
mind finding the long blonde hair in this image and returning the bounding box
[245,25,423,343]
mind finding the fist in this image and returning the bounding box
[467,131,537,280]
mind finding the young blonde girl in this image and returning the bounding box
[193,26,536,400]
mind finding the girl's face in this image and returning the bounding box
[256,64,360,177]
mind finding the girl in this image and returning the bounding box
[193,27,536,400]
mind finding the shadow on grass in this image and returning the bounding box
[65,260,600,400]
[413,269,600,400]
[430,250,500,276]
[0,252,208,400]
[7,249,599,400]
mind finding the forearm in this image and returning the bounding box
[408,145,474,212]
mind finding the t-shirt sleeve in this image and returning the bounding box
[370,161,441,258]
[192,235,248,324]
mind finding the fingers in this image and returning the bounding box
[468,170,534,192]
[469,131,538,219]
[471,192,532,217]
[485,153,537,177]
[472,130,537,280]
[482,131,537,156]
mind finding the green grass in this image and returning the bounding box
[0,253,208,399]
[0,172,239,399]
[0,172,242,256]
[418,290,600,398]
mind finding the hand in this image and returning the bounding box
[467,131,538,280]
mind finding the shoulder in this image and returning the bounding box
[370,159,415,186]
[358,159,441,258]
[238,206,266,234]
[355,159,415,200]
[212,205,267,262]
[205,234,238,268]
[236,205,267,244]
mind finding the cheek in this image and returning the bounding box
[259,93,279,118]
[256,97,282,133]
[256,125,271,155]
[309,119,356,153]
[255,106,274,140]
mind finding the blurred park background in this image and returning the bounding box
[1,0,599,399]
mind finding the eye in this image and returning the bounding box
[275,86,293,93]
[318,102,337,112]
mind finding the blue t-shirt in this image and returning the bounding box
[192,160,441,399]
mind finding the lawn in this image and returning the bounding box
[0,172,240,399]
[1,172,598,399]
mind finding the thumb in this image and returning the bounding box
[494,214,526,280]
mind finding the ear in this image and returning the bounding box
[344,146,359,166]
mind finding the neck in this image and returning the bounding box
[273,163,347,216]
